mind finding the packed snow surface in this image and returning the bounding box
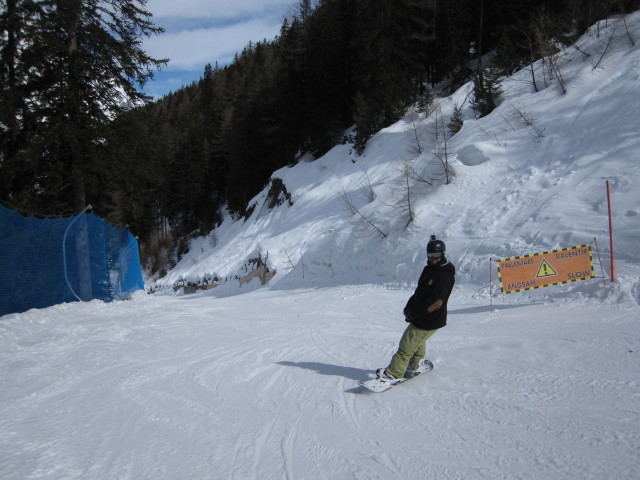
[2,12,640,480]
[1,288,638,479]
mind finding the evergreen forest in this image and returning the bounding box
[2,0,639,275]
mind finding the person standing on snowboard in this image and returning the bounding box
[377,235,455,384]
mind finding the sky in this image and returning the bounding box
[141,0,296,99]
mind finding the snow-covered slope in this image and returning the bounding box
[1,12,639,480]
[152,12,640,305]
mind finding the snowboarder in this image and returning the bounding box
[376,235,455,385]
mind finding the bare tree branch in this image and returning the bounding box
[509,104,545,141]
[387,159,416,230]
[340,190,388,238]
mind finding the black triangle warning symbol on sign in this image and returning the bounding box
[536,259,558,278]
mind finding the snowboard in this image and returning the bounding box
[359,360,433,393]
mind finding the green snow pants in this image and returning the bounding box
[387,324,438,379]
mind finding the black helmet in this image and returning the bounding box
[426,235,446,257]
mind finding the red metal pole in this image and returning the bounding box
[489,257,493,313]
[606,180,615,282]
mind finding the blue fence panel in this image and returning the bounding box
[0,205,145,317]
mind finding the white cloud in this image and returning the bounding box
[141,0,294,95]
[144,17,284,70]
[146,0,293,21]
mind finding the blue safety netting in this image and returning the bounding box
[0,204,145,317]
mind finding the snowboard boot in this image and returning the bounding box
[376,368,401,384]
[405,359,433,378]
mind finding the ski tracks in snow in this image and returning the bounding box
[2,287,639,479]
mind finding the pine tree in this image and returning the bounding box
[0,0,41,206]
[0,0,166,215]
[447,104,464,134]
[471,67,503,118]
[351,0,432,152]
[304,0,355,155]
[416,88,435,115]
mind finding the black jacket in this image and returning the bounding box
[403,257,455,330]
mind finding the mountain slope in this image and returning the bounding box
[153,12,640,305]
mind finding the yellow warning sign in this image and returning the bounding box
[496,244,595,294]
[536,259,558,278]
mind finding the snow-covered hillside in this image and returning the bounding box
[1,12,639,480]
[151,12,640,304]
